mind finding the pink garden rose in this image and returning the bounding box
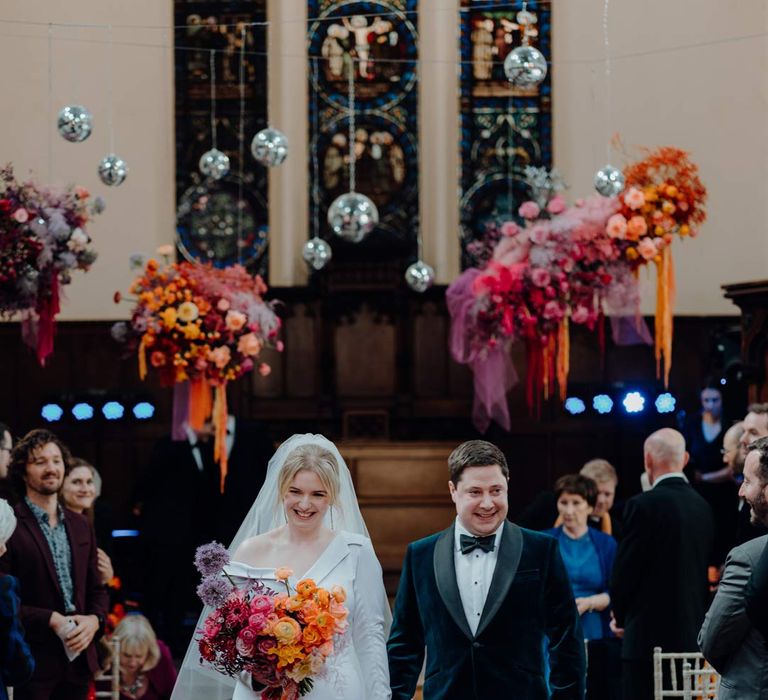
[500,221,520,237]
[546,194,567,215]
[571,305,590,324]
[623,187,645,210]
[518,201,541,220]
[209,345,231,369]
[637,237,658,260]
[542,300,565,321]
[225,310,247,331]
[217,298,231,312]
[530,268,551,288]
[258,363,271,377]
[237,332,262,357]
[12,208,29,223]
[606,214,628,239]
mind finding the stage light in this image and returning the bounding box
[41,403,64,422]
[655,392,676,414]
[132,402,155,420]
[71,402,94,421]
[564,397,586,415]
[101,401,125,420]
[622,391,646,414]
[111,529,140,538]
[592,394,614,415]
[720,378,727,386]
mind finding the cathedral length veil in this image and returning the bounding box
[172,433,392,700]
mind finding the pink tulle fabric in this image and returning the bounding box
[447,269,518,433]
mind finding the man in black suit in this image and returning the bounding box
[610,428,714,700]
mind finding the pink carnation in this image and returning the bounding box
[623,187,645,210]
[518,201,541,220]
[546,195,567,215]
[637,237,658,260]
[606,214,628,239]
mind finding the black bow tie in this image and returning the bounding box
[460,534,496,555]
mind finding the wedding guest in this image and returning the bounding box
[546,475,619,700]
[0,428,108,700]
[611,429,713,700]
[684,382,737,564]
[735,404,768,545]
[60,459,114,585]
[107,615,176,700]
[0,424,14,504]
[0,498,35,700]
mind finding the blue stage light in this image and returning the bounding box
[655,392,676,414]
[592,394,614,415]
[71,402,94,421]
[720,378,727,386]
[132,402,155,420]
[111,529,140,538]
[564,397,586,415]
[101,401,125,420]
[622,391,646,414]
[41,403,64,422]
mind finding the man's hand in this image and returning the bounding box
[609,612,624,639]
[65,615,99,653]
[97,548,114,585]
[49,611,69,634]
[575,597,592,616]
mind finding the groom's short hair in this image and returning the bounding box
[448,440,509,484]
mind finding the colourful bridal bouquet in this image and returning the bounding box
[194,543,349,700]
[0,164,102,364]
[113,255,282,488]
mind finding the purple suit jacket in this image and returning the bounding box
[0,501,108,682]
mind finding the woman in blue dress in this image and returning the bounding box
[546,474,618,700]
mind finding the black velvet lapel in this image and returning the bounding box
[475,521,523,638]
[433,524,473,641]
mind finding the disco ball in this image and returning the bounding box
[404,260,435,293]
[302,237,332,270]
[327,192,379,243]
[199,149,230,180]
[594,165,625,197]
[97,154,128,186]
[57,105,93,143]
[251,128,288,167]
[503,45,548,88]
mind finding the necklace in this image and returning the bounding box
[121,674,145,696]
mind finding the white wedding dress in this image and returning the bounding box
[229,531,390,700]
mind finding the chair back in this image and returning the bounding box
[94,636,121,700]
[653,646,720,699]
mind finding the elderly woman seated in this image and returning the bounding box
[103,615,176,700]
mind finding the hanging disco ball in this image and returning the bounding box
[302,237,332,271]
[57,105,93,143]
[97,154,128,186]
[404,260,436,293]
[327,192,379,243]
[199,149,230,180]
[251,128,289,167]
[594,165,625,197]
[503,45,548,88]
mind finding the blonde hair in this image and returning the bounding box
[580,459,618,485]
[0,499,16,544]
[277,444,340,506]
[114,615,161,672]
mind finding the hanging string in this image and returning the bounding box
[47,23,53,181]
[507,92,514,221]
[347,61,356,193]
[107,24,115,153]
[209,49,217,150]
[236,25,247,264]
[310,57,321,241]
[265,22,272,128]
[602,0,612,163]
[414,55,423,260]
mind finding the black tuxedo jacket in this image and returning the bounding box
[387,521,585,700]
[0,501,108,682]
[610,476,713,659]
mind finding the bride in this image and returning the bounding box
[172,434,392,700]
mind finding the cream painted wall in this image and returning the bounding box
[0,0,764,318]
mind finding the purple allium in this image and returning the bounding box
[196,575,230,608]
[194,541,230,576]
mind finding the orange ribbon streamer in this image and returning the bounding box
[138,337,148,381]
[213,384,228,493]
[556,318,570,403]
[188,378,212,431]
[654,247,676,387]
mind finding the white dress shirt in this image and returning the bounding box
[184,415,236,472]
[453,517,504,635]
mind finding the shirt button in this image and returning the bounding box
[474,581,478,585]
[473,641,481,648]
[476,612,480,616]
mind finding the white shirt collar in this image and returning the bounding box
[651,471,688,489]
[454,517,504,552]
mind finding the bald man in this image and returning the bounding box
[610,428,714,700]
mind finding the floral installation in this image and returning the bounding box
[194,542,349,700]
[449,151,705,431]
[113,251,282,489]
[608,146,707,384]
[0,164,102,364]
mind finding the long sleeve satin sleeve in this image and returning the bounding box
[351,540,392,700]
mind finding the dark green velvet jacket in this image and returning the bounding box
[387,521,585,700]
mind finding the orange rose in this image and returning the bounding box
[285,596,303,612]
[626,215,648,241]
[275,567,293,582]
[302,625,323,646]
[330,585,346,603]
[314,588,330,606]
[295,579,317,598]
[237,332,262,357]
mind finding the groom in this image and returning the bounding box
[388,440,585,699]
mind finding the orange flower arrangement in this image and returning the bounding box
[610,147,707,385]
